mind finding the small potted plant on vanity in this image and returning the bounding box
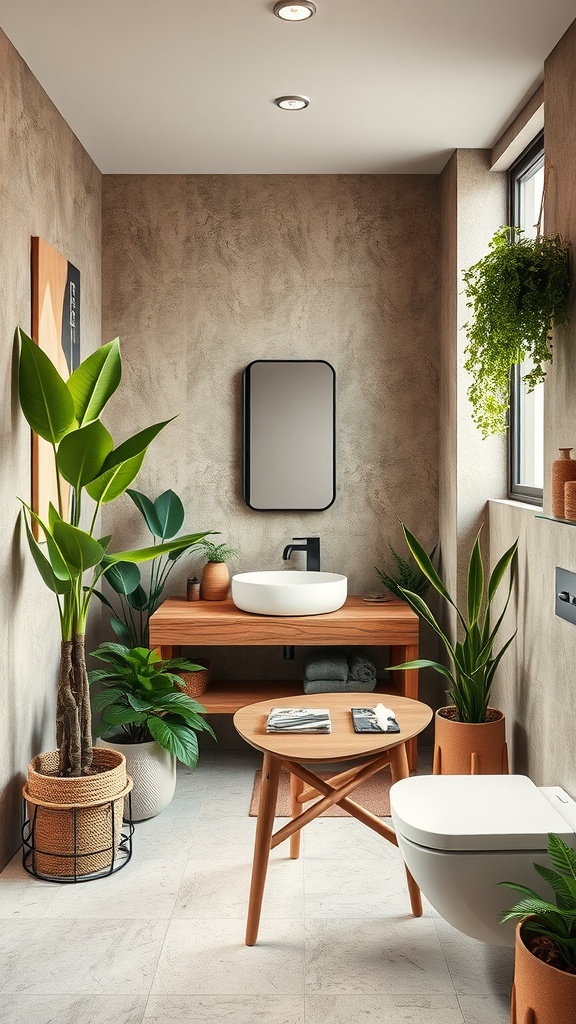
[500,833,576,1023]
[390,523,518,774]
[90,644,215,820]
[198,539,240,601]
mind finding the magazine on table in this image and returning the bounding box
[351,704,400,733]
[266,708,332,733]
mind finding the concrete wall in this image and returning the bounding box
[488,17,576,794]
[0,29,101,869]
[101,174,441,692]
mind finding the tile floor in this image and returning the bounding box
[0,744,514,1023]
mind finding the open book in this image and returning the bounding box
[266,708,332,733]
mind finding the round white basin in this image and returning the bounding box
[231,570,347,616]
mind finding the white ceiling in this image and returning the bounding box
[1,0,575,174]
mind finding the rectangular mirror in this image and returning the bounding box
[243,359,336,511]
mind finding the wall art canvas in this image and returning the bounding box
[31,237,81,538]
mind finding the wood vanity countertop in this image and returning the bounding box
[148,596,419,648]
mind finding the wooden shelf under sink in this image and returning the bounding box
[197,677,404,714]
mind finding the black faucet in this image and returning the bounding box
[282,536,321,572]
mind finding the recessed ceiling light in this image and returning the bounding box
[273,2,316,21]
[274,95,310,110]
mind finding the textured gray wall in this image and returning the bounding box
[488,16,576,794]
[0,29,101,869]
[101,174,440,693]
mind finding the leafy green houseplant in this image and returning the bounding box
[501,833,576,972]
[96,487,210,647]
[17,328,211,777]
[390,523,518,724]
[463,226,570,437]
[198,540,239,563]
[500,833,576,1021]
[89,644,215,770]
[375,542,437,600]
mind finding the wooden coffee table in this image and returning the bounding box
[234,692,432,945]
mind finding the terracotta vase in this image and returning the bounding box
[201,561,230,601]
[432,707,508,775]
[511,920,576,1024]
[551,448,576,518]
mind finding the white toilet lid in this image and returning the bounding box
[390,775,576,851]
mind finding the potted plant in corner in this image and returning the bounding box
[389,523,518,774]
[17,328,212,879]
[89,644,215,820]
[463,224,570,437]
[500,833,576,1023]
[198,539,240,601]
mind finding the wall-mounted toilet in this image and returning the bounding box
[390,774,576,946]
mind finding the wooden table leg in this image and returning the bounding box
[389,644,419,771]
[389,742,423,918]
[245,753,281,946]
[289,772,305,860]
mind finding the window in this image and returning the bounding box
[508,132,545,504]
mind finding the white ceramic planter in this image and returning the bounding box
[97,737,176,821]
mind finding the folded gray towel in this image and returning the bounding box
[347,652,377,684]
[345,677,377,693]
[303,678,348,694]
[304,651,348,682]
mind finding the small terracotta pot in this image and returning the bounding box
[511,920,576,1024]
[432,706,508,775]
[201,561,230,601]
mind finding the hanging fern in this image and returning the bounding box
[462,226,570,437]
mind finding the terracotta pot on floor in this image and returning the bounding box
[432,706,508,774]
[511,920,576,1024]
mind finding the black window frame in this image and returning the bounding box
[508,131,545,505]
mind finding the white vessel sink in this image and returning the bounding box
[231,570,347,616]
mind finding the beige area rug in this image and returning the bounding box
[249,767,391,818]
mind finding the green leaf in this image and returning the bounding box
[147,715,200,770]
[126,585,150,611]
[101,419,176,472]
[548,833,576,880]
[56,419,114,490]
[67,339,121,425]
[389,658,456,684]
[401,524,459,613]
[110,616,131,641]
[52,521,105,575]
[103,533,213,567]
[153,489,185,540]
[99,707,148,730]
[488,538,518,602]
[91,687,125,709]
[22,514,71,594]
[104,561,141,596]
[466,531,484,626]
[90,588,114,610]
[85,451,145,504]
[17,328,76,443]
[127,488,162,536]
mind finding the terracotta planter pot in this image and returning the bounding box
[511,920,576,1024]
[432,706,508,774]
[23,748,132,879]
[201,561,230,601]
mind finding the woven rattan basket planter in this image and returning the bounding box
[22,748,133,880]
[176,659,210,698]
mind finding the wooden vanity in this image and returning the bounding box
[149,596,420,766]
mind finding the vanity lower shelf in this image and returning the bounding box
[197,677,404,714]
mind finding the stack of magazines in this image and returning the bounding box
[266,707,332,733]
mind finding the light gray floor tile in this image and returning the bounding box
[305,917,455,994]
[150,918,305,995]
[306,993,465,1024]
[0,995,147,1024]
[457,992,512,1024]
[0,873,60,919]
[143,994,305,1023]
[1,918,169,993]
[47,856,187,919]
[174,856,304,920]
[302,816,399,862]
[434,919,514,995]
[187,815,257,860]
[304,849,434,920]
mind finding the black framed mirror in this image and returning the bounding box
[243,359,336,511]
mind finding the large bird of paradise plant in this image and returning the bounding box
[17,328,212,777]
